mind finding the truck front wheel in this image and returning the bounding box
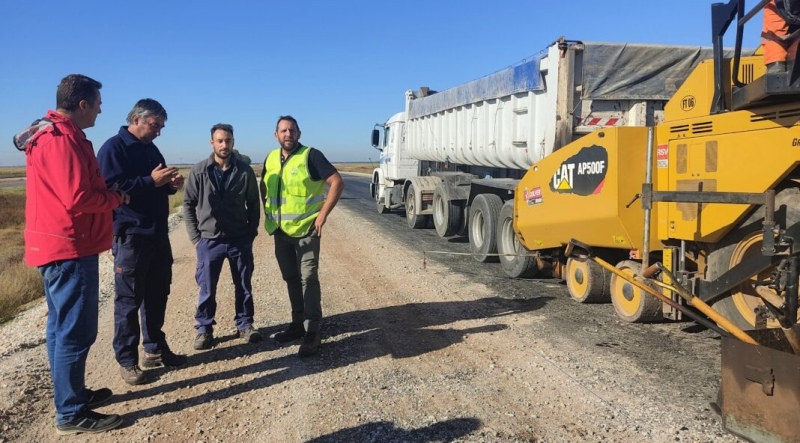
[372,174,390,214]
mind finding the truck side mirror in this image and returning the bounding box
[371,129,380,148]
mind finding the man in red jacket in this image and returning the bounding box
[14,74,127,435]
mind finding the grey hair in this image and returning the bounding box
[126,98,168,124]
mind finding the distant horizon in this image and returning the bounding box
[0,159,378,168]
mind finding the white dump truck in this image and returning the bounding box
[370,37,719,264]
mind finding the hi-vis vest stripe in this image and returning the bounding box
[262,145,325,237]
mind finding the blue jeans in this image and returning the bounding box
[194,236,255,334]
[274,230,322,333]
[39,255,99,425]
[112,234,172,366]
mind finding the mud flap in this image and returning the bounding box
[720,330,800,443]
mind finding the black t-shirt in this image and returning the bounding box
[281,145,337,181]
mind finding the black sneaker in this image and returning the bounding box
[298,332,321,357]
[142,350,187,369]
[56,410,123,435]
[194,332,214,350]
[86,388,113,408]
[270,323,305,343]
[237,326,263,343]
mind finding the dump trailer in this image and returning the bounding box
[370,38,721,264]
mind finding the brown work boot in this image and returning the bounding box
[237,326,263,343]
[119,365,148,385]
[193,332,213,350]
[142,349,187,369]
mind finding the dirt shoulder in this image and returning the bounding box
[0,200,739,442]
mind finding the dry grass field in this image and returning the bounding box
[334,162,374,174]
[0,167,25,179]
[0,188,42,322]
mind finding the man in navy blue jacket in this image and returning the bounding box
[97,98,187,385]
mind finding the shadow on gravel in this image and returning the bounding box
[109,296,549,426]
[303,417,481,443]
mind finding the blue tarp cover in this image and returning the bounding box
[408,53,545,120]
[408,42,750,119]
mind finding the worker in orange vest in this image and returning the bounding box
[763,0,800,73]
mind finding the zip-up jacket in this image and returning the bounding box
[17,110,121,266]
[97,127,176,236]
[183,154,260,244]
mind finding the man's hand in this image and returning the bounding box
[108,183,130,205]
[313,212,327,237]
[152,163,179,187]
[169,173,185,191]
[116,190,131,205]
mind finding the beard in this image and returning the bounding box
[281,140,298,151]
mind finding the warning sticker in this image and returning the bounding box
[656,144,668,169]
[524,187,543,206]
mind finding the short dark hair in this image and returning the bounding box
[211,123,234,137]
[126,98,167,124]
[56,74,102,112]
[275,115,300,132]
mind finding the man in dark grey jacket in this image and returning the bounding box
[184,123,261,350]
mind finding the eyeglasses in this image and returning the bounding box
[146,121,165,131]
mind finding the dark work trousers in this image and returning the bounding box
[194,236,256,334]
[273,230,322,333]
[112,233,173,367]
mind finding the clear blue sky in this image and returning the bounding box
[0,1,762,167]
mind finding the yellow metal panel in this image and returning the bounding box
[664,61,717,123]
[515,127,660,252]
[657,108,800,242]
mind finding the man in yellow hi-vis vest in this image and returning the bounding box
[260,115,344,357]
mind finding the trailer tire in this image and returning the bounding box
[497,200,539,278]
[610,260,662,322]
[469,194,503,263]
[456,205,469,237]
[433,185,463,237]
[707,187,800,330]
[405,183,428,229]
[566,257,610,303]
